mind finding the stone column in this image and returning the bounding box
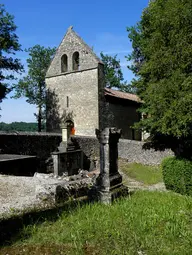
[52,123,67,176]
[58,123,68,152]
[96,128,110,193]
[52,152,61,176]
[95,127,127,204]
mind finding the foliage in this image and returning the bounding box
[127,0,192,138]
[0,121,44,132]
[2,191,192,254]
[0,4,23,103]
[119,161,162,185]
[13,45,56,132]
[100,52,134,93]
[162,156,192,196]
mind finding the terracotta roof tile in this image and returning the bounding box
[104,88,141,103]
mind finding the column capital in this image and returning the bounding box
[96,127,122,144]
[109,127,122,144]
[96,128,110,145]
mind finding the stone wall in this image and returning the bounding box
[0,132,174,172]
[46,26,103,136]
[104,98,141,140]
[72,135,174,165]
[0,132,62,171]
[46,26,100,77]
[46,68,100,135]
[98,63,106,130]
[71,135,100,170]
[118,139,174,165]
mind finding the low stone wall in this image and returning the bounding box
[0,154,38,176]
[72,135,99,158]
[0,132,62,171]
[0,132,174,171]
[71,135,100,169]
[118,139,174,165]
[72,135,174,165]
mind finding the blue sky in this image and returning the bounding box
[1,0,149,123]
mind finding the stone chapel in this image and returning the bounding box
[46,26,141,140]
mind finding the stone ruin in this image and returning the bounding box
[51,123,83,176]
[36,127,128,205]
[93,127,128,203]
[0,154,37,176]
[0,125,128,217]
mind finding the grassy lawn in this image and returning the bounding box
[119,161,163,185]
[1,191,192,255]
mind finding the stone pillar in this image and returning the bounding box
[52,152,61,176]
[52,123,67,176]
[95,127,128,204]
[62,125,68,143]
[58,123,68,152]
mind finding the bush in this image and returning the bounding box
[162,156,192,195]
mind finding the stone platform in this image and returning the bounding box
[0,154,38,176]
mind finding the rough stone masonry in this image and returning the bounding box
[45,26,141,140]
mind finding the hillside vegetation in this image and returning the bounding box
[0,122,45,132]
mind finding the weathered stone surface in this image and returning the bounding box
[45,26,142,139]
[46,27,104,135]
[94,127,128,204]
[72,135,174,165]
[118,139,174,165]
[36,178,94,204]
[0,132,62,173]
[104,99,141,140]
[46,26,101,77]
[51,149,83,176]
[34,172,54,179]
[0,154,37,176]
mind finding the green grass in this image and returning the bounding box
[120,161,163,185]
[1,191,192,254]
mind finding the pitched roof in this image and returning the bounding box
[104,88,141,103]
[69,27,103,64]
[46,26,103,78]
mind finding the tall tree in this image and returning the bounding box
[127,0,192,140]
[0,4,23,104]
[100,52,133,93]
[13,45,56,132]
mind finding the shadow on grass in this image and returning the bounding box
[1,190,132,248]
[0,242,101,255]
[0,199,89,247]
[0,243,74,255]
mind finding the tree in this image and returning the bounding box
[13,45,56,132]
[100,52,133,93]
[0,4,23,104]
[0,122,40,132]
[127,0,192,140]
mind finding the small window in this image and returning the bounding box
[61,54,68,72]
[72,51,79,71]
[67,96,69,108]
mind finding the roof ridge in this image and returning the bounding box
[104,88,141,103]
[70,27,103,64]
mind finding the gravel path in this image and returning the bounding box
[0,171,166,219]
[0,174,64,219]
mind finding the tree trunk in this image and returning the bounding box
[38,82,43,132]
[38,106,42,132]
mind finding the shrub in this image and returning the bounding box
[162,156,192,195]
